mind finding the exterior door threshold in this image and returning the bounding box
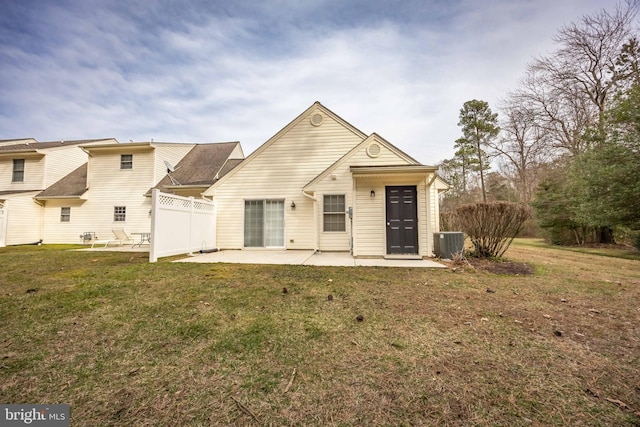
[384,254,422,260]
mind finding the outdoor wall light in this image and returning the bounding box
[291,201,296,209]
[370,190,375,198]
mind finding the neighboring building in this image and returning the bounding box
[0,138,118,245]
[203,102,448,258]
[34,141,243,244]
[149,142,244,198]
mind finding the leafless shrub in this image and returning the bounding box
[451,250,467,266]
[450,202,531,258]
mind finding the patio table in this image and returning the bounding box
[131,232,151,248]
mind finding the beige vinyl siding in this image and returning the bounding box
[312,171,353,252]
[42,145,92,187]
[228,144,244,160]
[0,156,44,190]
[152,144,195,184]
[0,142,109,192]
[41,143,202,244]
[2,192,43,245]
[417,181,430,257]
[353,180,385,256]
[42,198,153,244]
[213,108,364,250]
[317,193,350,251]
[283,197,314,249]
[41,200,86,244]
[0,142,115,245]
[0,159,15,187]
[43,150,155,243]
[352,177,431,258]
[425,180,438,255]
[312,141,416,252]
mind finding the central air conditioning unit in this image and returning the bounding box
[434,232,465,259]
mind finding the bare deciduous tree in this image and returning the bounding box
[514,1,638,156]
[492,97,553,202]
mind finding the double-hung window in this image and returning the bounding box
[114,206,126,222]
[60,207,71,222]
[323,195,346,232]
[12,159,25,182]
[120,154,133,169]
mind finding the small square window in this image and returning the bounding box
[12,159,25,182]
[60,207,71,222]
[120,154,133,169]
[114,206,126,222]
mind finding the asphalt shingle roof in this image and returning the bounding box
[0,139,115,153]
[152,142,242,190]
[35,164,88,198]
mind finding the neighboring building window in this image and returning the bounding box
[120,154,133,169]
[323,195,346,232]
[114,206,126,221]
[60,207,71,222]
[12,159,25,182]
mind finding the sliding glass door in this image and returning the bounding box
[244,200,284,247]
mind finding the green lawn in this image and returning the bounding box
[515,237,640,261]
[1,242,639,426]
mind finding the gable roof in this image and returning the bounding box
[148,142,244,194]
[206,102,368,192]
[303,133,426,191]
[0,138,117,153]
[35,164,88,200]
[434,176,450,192]
[0,138,37,147]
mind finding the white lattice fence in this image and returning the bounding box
[149,189,216,262]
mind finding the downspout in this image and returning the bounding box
[426,173,438,257]
[302,190,319,253]
[351,173,356,256]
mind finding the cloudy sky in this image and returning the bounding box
[0,0,616,165]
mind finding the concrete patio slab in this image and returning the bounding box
[176,250,447,268]
[177,250,315,265]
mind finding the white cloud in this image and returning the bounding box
[0,0,619,164]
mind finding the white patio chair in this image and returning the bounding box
[91,228,135,248]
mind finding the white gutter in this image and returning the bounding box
[302,189,320,252]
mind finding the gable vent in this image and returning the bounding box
[367,143,381,158]
[310,113,324,126]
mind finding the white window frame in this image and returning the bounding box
[243,199,285,248]
[120,154,133,170]
[60,207,71,222]
[114,206,126,222]
[12,159,25,182]
[323,194,346,232]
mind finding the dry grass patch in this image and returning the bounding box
[0,242,639,426]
